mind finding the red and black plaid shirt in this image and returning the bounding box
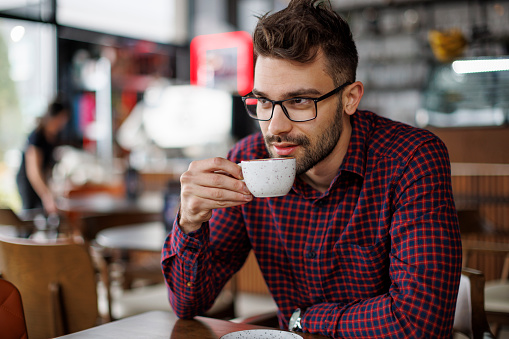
[162,110,462,338]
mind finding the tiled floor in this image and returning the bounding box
[235,292,278,318]
[98,280,278,321]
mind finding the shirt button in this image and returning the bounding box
[186,282,193,287]
[306,251,316,259]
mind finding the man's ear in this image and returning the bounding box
[342,81,364,115]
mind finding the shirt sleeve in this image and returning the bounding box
[302,138,462,338]
[161,206,251,319]
[27,129,49,150]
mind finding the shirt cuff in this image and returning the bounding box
[302,303,339,337]
[169,219,209,266]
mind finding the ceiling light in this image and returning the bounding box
[452,58,509,74]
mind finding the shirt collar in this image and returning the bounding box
[293,111,370,199]
[339,111,370,179]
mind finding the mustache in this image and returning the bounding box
[264,134,310,146]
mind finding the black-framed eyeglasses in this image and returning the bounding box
[241,81,352,122]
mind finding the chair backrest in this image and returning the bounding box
[453,267,495,339]
[0,278,28,339]
[0,236,99,338]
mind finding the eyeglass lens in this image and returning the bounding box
[244,98,317,122]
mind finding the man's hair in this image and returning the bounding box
[253,0,358,86]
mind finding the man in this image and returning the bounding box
[162,1,462,337]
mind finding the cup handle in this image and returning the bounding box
[237,163,244,181]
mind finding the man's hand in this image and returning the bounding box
[179,157,253,234]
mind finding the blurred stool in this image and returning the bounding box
[0,278,28,339]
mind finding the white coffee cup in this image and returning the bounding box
[239,158,296,198]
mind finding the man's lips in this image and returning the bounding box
[272,143,299,156]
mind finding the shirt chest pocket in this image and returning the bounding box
[321,240,390,301]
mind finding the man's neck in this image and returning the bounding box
[300,118,352,193]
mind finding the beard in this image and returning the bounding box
[264,103,344,175]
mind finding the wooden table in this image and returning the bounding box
[57,192,163,216]
[95,221,166,252]
[94,221,242,321]
[55,310,329,339]
[92,221,168,320]
[56,192,163,238]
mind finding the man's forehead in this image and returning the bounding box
[253,55,333,96]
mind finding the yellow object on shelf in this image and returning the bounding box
[428,28,468,62]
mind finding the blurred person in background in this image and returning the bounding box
[162,0,462,338]
[16,97,70,215]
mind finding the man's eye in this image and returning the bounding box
[287,98,312,106]
[258,98,272,108]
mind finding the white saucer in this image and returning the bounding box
[220,329,302,339]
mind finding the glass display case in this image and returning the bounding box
[417,57,509,127]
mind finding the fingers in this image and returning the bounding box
[183,157,249,195]
[189,157,244,180]
[181,173,252,207]
[178,157,252,233]
[193,172,249,195]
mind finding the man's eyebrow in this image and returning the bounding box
[251,88,323,99]
[251,89,266,97]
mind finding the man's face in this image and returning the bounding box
[253,53,344,175]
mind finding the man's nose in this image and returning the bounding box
[267,104,292,136]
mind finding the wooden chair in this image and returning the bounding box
[0,278,28,339]
[453,267,495,339]
[0,236,100,338]
[81,213,237,321]
[463,239,509,337]
[0,208,34,237]
[79,212,165,320]
[81,212,164,283]
[80,212,164,288]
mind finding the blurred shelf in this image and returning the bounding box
[333,0,507,13]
